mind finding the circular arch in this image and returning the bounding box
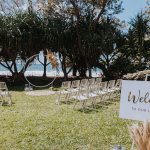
[23,54,58,88]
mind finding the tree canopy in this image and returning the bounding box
[0,0,149,81]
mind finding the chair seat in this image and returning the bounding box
[72,95,87,101]
[59,90,70,94]
[107,89,115,92]
[0,91,10,96]
[87,93,98,97]
[94,90,107,95]
[113,87,120,91]
[69,88,79,92]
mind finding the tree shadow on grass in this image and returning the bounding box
[0,100,15,106]
[76,99,119,113]
[61,101,74,105]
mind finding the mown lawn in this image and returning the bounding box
[0,90,132,150]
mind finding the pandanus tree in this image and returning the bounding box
[90,17,126,79]
[0,12,46,80]
[51,0,124,77]
[48,18,76,79]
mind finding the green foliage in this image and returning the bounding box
[0,0,149,80]
[0,12,48,76]
[0,90,132,149]
[126,12,150,71]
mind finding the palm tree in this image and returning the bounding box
[127,12,150,70]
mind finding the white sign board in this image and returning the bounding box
[119,80,150,121]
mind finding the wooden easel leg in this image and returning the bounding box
[131,141,134,150]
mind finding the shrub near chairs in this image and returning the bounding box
[0,82,12,106]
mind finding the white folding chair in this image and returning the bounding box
[85,83,99,108]
[113,79,122,97]
[107,80,116,98]
[0,82,12,106]
[70,80,80,92]
[56,81,71,104]
[80,79,89,92]
[72,80,98,111]
[114,79,122,91]
[89,81,109,107]
[72,87,89,112]
[95,81,109,102]
[67,80,81,99]
[102,80,119,104]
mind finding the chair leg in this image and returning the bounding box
[81,100,86,112]
[105,92,117,104]
[65,93,71,104]
[91,97,96,108]
[56,92,61,105]
[73,100,78,109]
[102,94,107,102]
[8,95,12,106]
[1,96,5,106]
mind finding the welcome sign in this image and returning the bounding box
[119,80,150,121]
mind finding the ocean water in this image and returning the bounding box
[0,63,102,77]
[0,63,55,72]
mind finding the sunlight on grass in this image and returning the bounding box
[0,91,132,150]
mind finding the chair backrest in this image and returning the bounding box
[0,82,8,91]
[89,83,98,92]
[71,80,80,88]
[80,79,88,87]
[62,81,71,89]
[88,78,96,85]
[100,81,108,90]
[95,77,102,85]
[108,80,116,89]
[115,79,122,88]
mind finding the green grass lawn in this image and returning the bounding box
[0,90,133,150]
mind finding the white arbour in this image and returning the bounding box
[24,53,59,88]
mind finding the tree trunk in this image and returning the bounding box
[73,64,77,76]
[89,68,92,77]
[95,62,112,79]
[79,67,86,77]
[13,60,18,75]
[63,70,68,81]
[61,55,68,80]
[62,66,68,80]
[43,50,47,77]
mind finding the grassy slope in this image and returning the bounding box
[0,91,132,150]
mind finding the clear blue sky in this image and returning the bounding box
[117,0,147,22]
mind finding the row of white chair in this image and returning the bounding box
[56,78,122,111]
[56,78,102,102]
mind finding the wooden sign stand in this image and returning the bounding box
[131,141,134,150]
